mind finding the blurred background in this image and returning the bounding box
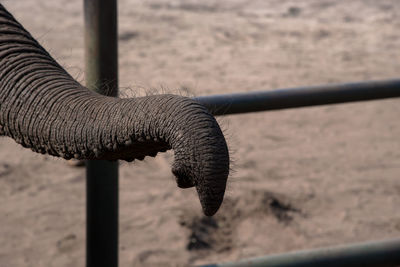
[1,0,400,266]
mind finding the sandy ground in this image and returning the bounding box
[1,0,400,266]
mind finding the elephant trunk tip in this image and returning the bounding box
[172,156,229,217]
[167,102,230,216]
[197,179,227,216]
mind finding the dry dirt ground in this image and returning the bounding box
[1,0,400,266]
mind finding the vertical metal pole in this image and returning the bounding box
[84,1,119,267]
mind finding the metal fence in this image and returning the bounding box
[83,0,400,266]
[198,239,400,267]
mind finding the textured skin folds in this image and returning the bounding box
[0,4,229,216]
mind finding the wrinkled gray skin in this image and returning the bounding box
[0,4,229,216]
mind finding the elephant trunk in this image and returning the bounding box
[0,4,229,216]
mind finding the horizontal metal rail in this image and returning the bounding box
[194,79,400,116]
[199,238,400,267]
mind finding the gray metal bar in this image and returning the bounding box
[194,79,400,116]
[84,1,119,267]
[199,238,400,267]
